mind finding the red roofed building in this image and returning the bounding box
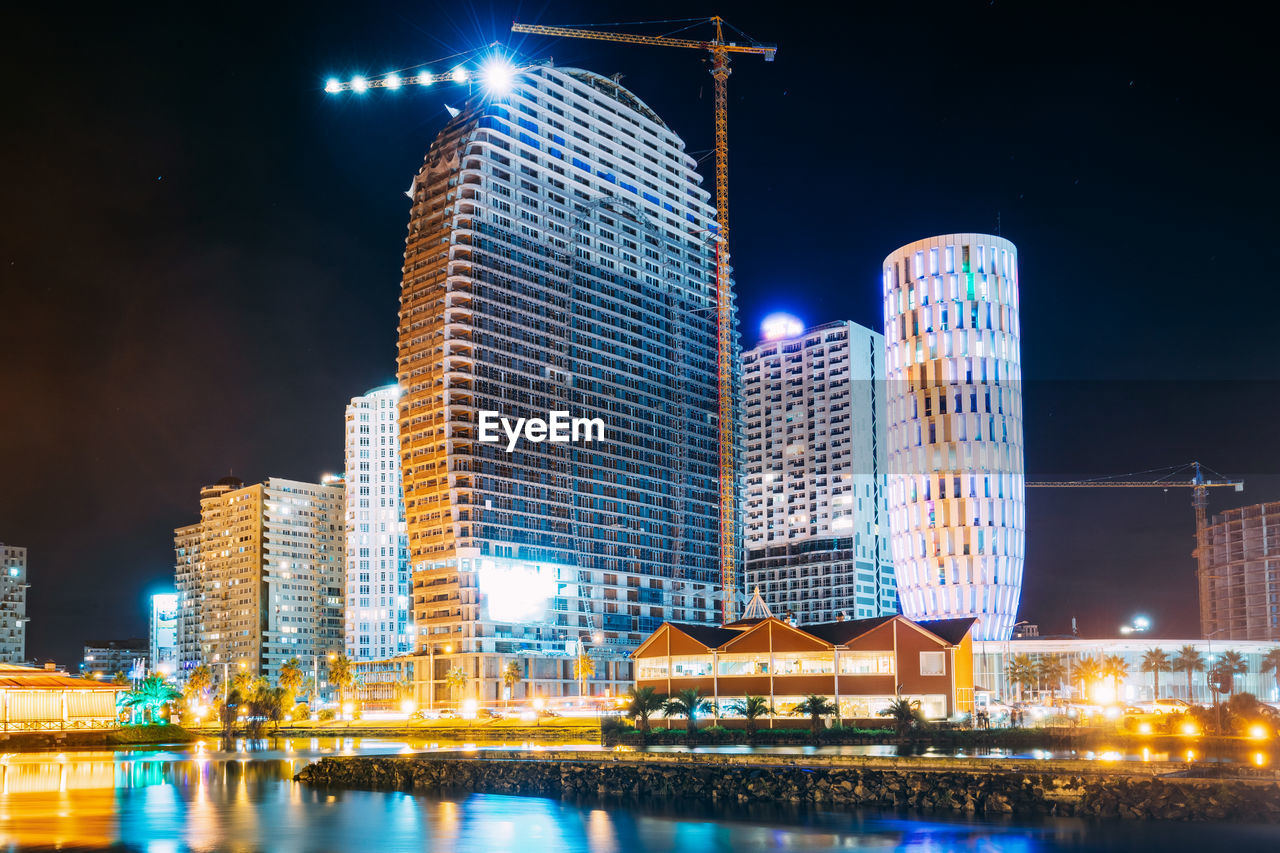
[632,590,975,722]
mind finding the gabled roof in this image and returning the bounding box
[799,615,897,646]
[666,622,743,649]
[916,617,978,645]
[0,662,123,691]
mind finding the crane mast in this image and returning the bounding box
[512,18,776,622]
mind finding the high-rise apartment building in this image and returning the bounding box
[0,543,28,663]
[345,385,412,659]
[395,66,728,700]
[1201,501,1280,641]
[172,477,344,684]
[882,234,1024,641]
[150,592,179,677]
[742,319,896,623]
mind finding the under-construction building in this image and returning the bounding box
[396,65,731,702]
[1201,501,1280,641]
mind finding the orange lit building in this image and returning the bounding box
[0,663,122,733]
[632,591,974,721]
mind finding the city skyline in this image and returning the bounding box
[4,1,1277,666]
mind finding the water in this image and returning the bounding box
[2,739,1278,851]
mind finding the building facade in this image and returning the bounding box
[0,663,123,732]
[742,320,895,623]
[345,385,412,659]
[0,543,29,664]
[882,234,1024,641]
[172,477,344,685]
[974,637,1280,705]
[149,592,179,678]
[633,596,975,722]
[80,639,147,679]
[395,66,727,700]
[1200,501,1280,641]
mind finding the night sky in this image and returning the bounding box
[3,1,1276,667]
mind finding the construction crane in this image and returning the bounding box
[512,17,777,622]
[1027,462,1243,629]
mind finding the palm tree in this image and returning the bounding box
[329,654,355,709]
[1035,656,1068,702]
[1102,654,1129,698]
[1005,654,1036,702]
[501,661,522,707]
[1261,648,1280,698]
[1211,650,1248,696]
[278,657,305,706]
[662,687,712,740]
[626,686,666,735]
[125,674,181,724]
[574,651,596,696]
[1173,645,1205,702]
[1075,657,1104,703]
[732,695,774,739]
[445,666,469,707]
[112,671,130,686]
[231,669,256,696]
[184,665,213,702]
[1140,649,1172,700]
[792,694,837,741]
[878,697,924,737]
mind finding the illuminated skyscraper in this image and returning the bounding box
[344,385,412,659]
[172,477,345,684]
[396,65,728,700]
[149,592,179,678]
[882,234,1024,641]
[742,318,895,623]
[0,542,28,663]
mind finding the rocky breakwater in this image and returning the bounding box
[295,750,1280,821]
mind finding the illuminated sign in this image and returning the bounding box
[477,559,560,623]
[761,312,803,341]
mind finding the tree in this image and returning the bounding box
[248,684,289,735]
[1261,648,1280,697]
[878,697,924,737]
[662,688,712,740]
[184,665,213,703]
[231,669,256,696]
[792,694,837,741]
[1173,645,1205,702]
[732,695,774,739]
[626,686,666,735]
[445,666,469,706]
[1005,654,1036,702]
[501,661,523,707]
[112,671,130,687]
[1102,654,1129,697]
[329,654,355,708]
[1211,650,1248,696]
[1074,657,1104,703]
[574,651,596,696]
[1035,656,1068,702]
[278,657,305,707]
[125,674,181,724]
[1140,649,1172,700]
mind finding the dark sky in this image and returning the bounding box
[3,1,1276,666]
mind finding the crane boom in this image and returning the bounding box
[510,23,777,58]
[513,18,775,622]
[1026,462,1243,638]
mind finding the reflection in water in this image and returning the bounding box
[1,739,1278,851]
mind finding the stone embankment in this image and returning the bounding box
[295,750,1280,822]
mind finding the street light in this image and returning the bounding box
[1119,615,1152,635]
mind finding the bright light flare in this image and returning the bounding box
[480,58,516,95]
[325,78,341,94]
[417,72,433,86]
[1181,721,1199,736]
[451,67,468,84]
[385,73,402,90]
[351,76,369,93]
[1249,723,1270,740]
[761,312,804,341]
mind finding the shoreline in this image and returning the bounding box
[294,750,1280,822]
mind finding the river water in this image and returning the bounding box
[2,737,1278,851]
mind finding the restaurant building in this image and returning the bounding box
[0,663,123,733]
[632,591,975,721]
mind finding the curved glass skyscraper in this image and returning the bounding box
[882,234,1024,641]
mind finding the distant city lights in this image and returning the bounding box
[761,312,803,341]
[324,60,518,96]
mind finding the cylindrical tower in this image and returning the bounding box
[882,234,1024,641]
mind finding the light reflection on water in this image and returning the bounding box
[0,739,1278,851]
